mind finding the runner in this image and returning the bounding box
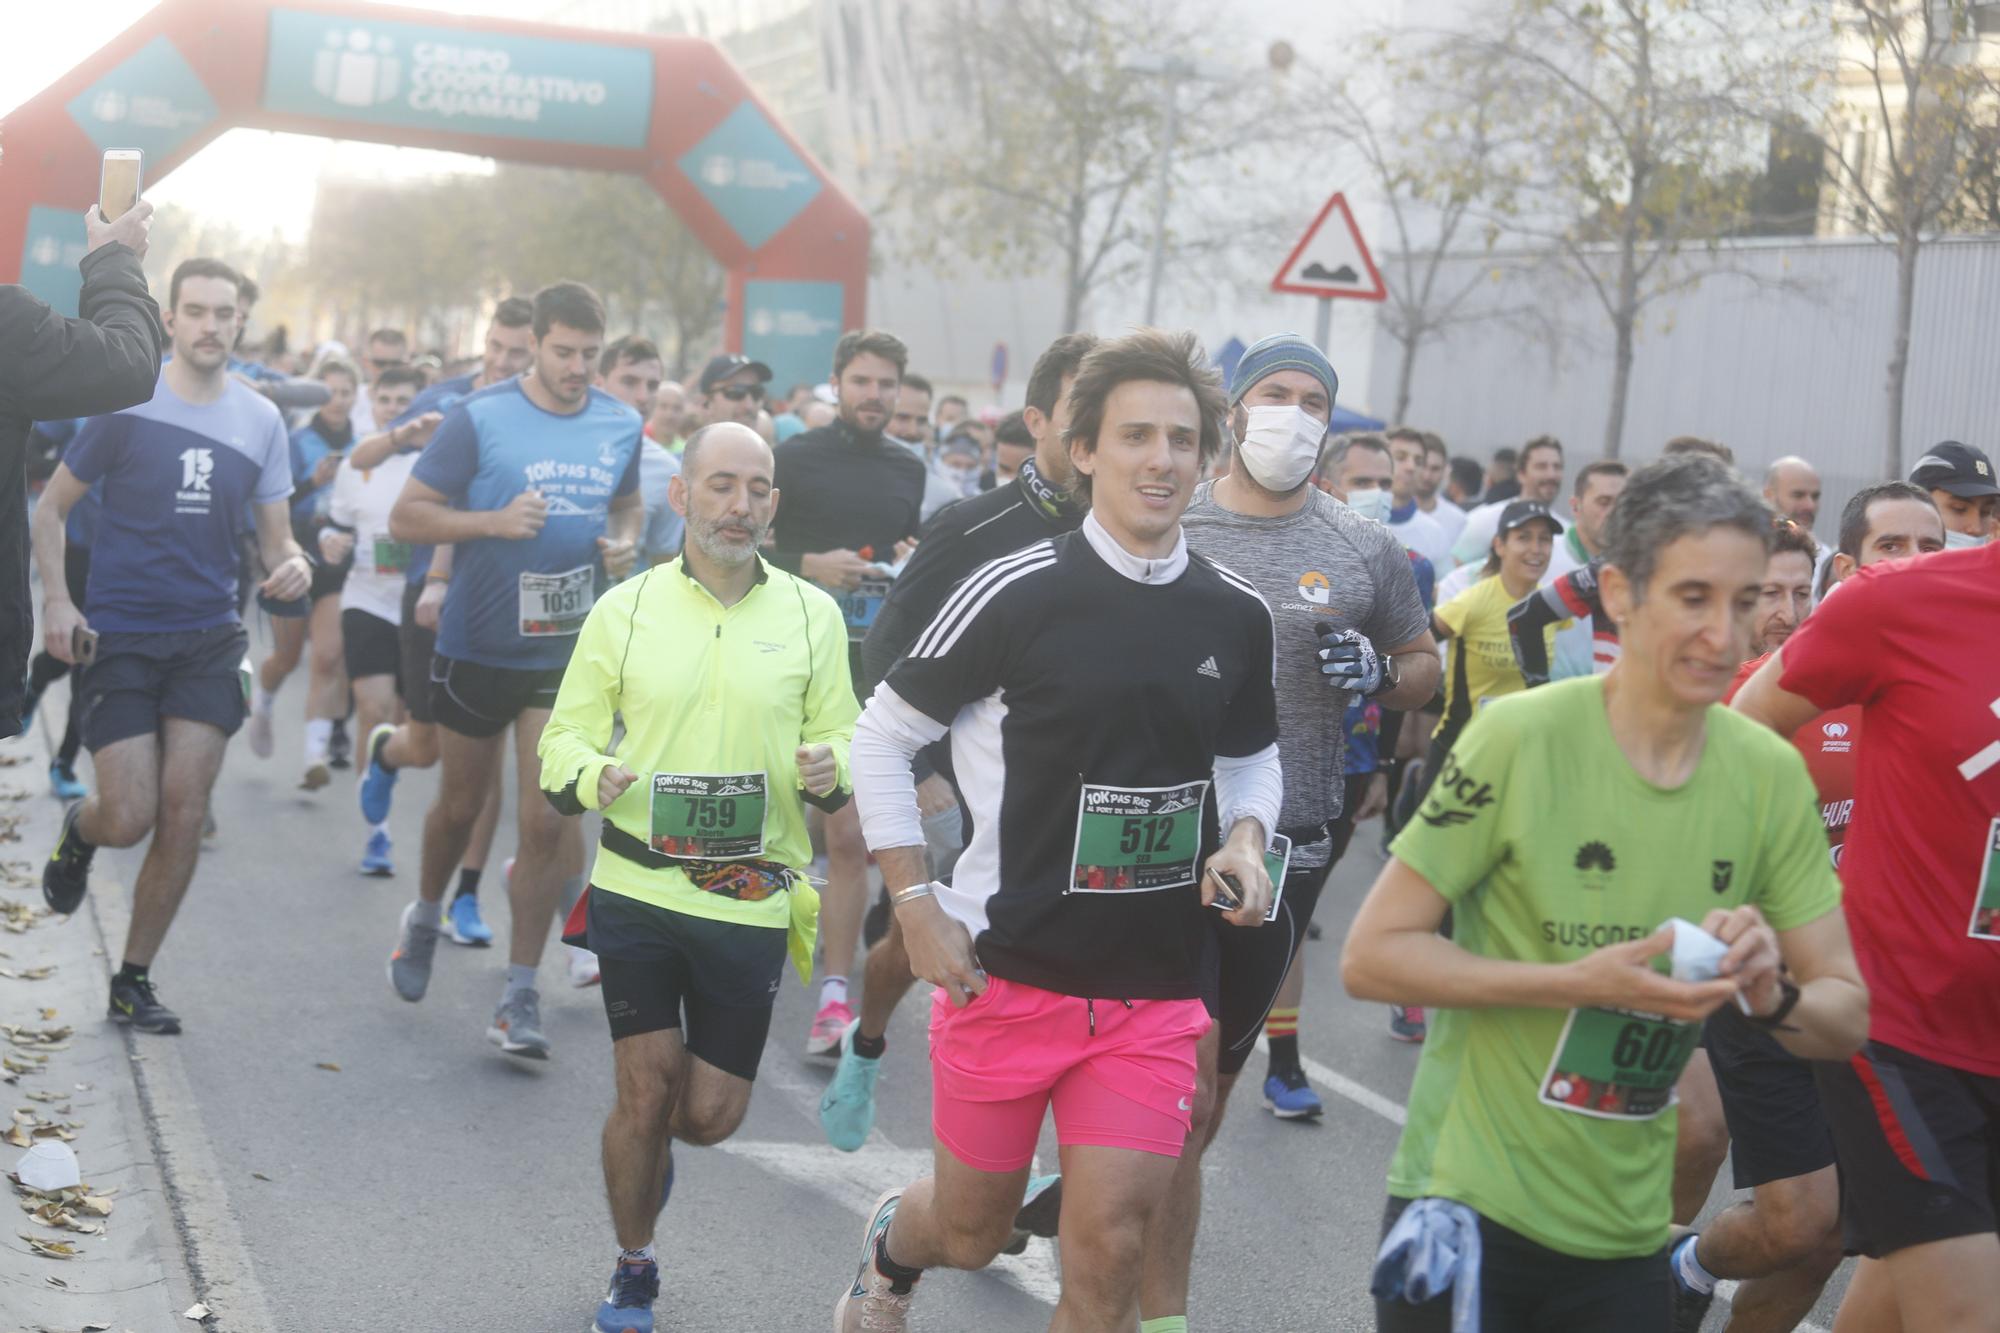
[350,297,533,945]
[834,328,1281,1333]
[1761,456,1822,536]
[536,421,857,1333]
[821,331,1097,1153]
[694,352,770,430]
[1415,432,1466,546]
[885,370,963,521]
[1385,427,1454,572]
[991,411,1034,489]
[1665,485,1945,1333]
[769,328,926,1055]
[1544,460,1627,680]
[594,336,681,564]
[318,365,423,875]
[1347,452,1868,1332]
[380,281,644,1058]
[1451,435,1564,570]
[1136,333,1436,1330]
[34,257,312,1035]
[1733,491,2000,1333]
[1746,518,1816,657]
[1909,438,1999,548]
[244,354,358,787]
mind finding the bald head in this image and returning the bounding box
[681,420,773,484]
[1763,455,1822,530]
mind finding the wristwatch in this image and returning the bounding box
[1747,976,1802,1029]
[1379,654,1402,695]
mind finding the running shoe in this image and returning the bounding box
[1669,1234,1716,1333]
[569,945,602,988]
[387,903,440,1002]
[1262,1067,1325,1120]
[488,987,550,1059]
[357,723,398,824]
[300,748,331,791]
[109,972,181,1035]
[445,892,492,947]
[819,1020,882,1152]
[807,999,854,1057]
[247,705,274,760]
[592,1255,660,1333]
[48,759,87,802]
[360,829,394,878]
[328,718,351,769]
[1388,1004,1427,1044]
[42,802,95,915]
[835,1189,916,1333]
[18,682,42,733]
[1008,1174,1062,1253]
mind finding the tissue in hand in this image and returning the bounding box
[1662,917,1729,982]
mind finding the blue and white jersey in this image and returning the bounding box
[411,380,642,670]
[65,374,290,633]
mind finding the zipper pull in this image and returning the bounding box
[1087,998,1096,1036]
[1121,998,1133,1011]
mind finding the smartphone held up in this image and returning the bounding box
[98,149,143,222]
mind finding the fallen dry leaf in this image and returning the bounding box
[3,1124,29,1148]
[314,1062,341,1073]
[0,965,54,979]
[21,1231,76,1258]
[44,1273,66,1287]
[251,1172,271,1182]
[85,1322,112,1331]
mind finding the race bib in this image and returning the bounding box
[1970,817,2000,941]
[1538,1007,1701,1120]
[1068,780,1209,894]
[649,772,768,861]
[372,537,411,577]
[519,565,594,637]
[837,575,894,642]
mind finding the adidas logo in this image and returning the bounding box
[1197,656,1221,679]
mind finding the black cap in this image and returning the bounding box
[1909,440,2000,499]
[1496,498,1564,536]
[698,353,772,394]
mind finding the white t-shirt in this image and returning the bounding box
[1389,505,1454,574]
[1424,496,1468,546]
[328,451,418,624]
[1542,529,1599,680]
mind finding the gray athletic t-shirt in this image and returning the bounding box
[1183,482,1429,866]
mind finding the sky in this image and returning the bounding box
[1,1,553,240]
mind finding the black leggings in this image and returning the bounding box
[1374,1198,1671,1333]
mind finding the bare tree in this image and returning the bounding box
[1449,0,1797,456]
[1807,1,1992,478]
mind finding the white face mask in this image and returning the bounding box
[1344,487,1395,525]
[1945,527,1990,550]
[1236,403,1327,493]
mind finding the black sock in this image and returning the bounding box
[454,867,482,900]
[1266,1033,1300,1075]
[852,1029,887,1060]
[874,1229,922,1292]
[116,961,149,985]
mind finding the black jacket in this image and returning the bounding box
[0,243,165,738]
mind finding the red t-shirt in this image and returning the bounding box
[1777,545,2000,1076]
[1728,654,1860,866]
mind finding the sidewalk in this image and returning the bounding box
[1,719,196,1332]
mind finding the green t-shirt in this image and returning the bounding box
[1386,676,1840,1260]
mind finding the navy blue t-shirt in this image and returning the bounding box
[410,380,642,670]
[65,374,292,632]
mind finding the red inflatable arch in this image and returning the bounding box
[0,0,869,389]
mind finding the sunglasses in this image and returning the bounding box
[716,384,766,402]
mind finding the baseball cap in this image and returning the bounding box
[1496,499,1564,536]
[1909,440,2000,498]
[698,353,772,394]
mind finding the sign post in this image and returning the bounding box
[1269,191,1387,354]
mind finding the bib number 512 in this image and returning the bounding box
[1118,816,1176,856]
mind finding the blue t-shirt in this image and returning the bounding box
[392,372,481,586]
[288,419,351,526]
[411,380,642,670]
[65,374,291,633]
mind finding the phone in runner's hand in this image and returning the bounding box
[1206,866,1243,912]
[71,625,98,666]
[98,149,142,222]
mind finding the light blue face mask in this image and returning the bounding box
[1945,527,1990,550]
[1344,487,1395,525]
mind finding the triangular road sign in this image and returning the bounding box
[1271,192,1387,301]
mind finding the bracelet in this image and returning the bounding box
[890,882,936,908]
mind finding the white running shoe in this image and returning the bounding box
[569,945,601,988]
[247,707,274,760]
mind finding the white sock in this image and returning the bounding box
[1673,1233,1718,1296]
[304,717,332,760]
[251,683,276,716]
[619,1243,656,1265]
[820,976,848,1009]
[372,821,390,838]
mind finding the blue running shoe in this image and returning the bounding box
[360,829,393,877]
[593,1256,660,1333]
[1261,1067,1325,1120]
[819,1020,882,1152]
[357,723,398,825]
[48,760,86,802]
[446,892,492,946]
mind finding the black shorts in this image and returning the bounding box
[341,609,401,688]
[80,625,249,751]
[1206,857,1333,1077]
[1376,1197,1670,1333]
[1702,1004,1836,1188]
[428,653,565,739]
[576,887,787,1081]
[309,556,348,601]
[398,583,435,724]
[1816,1040,2000,1258]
